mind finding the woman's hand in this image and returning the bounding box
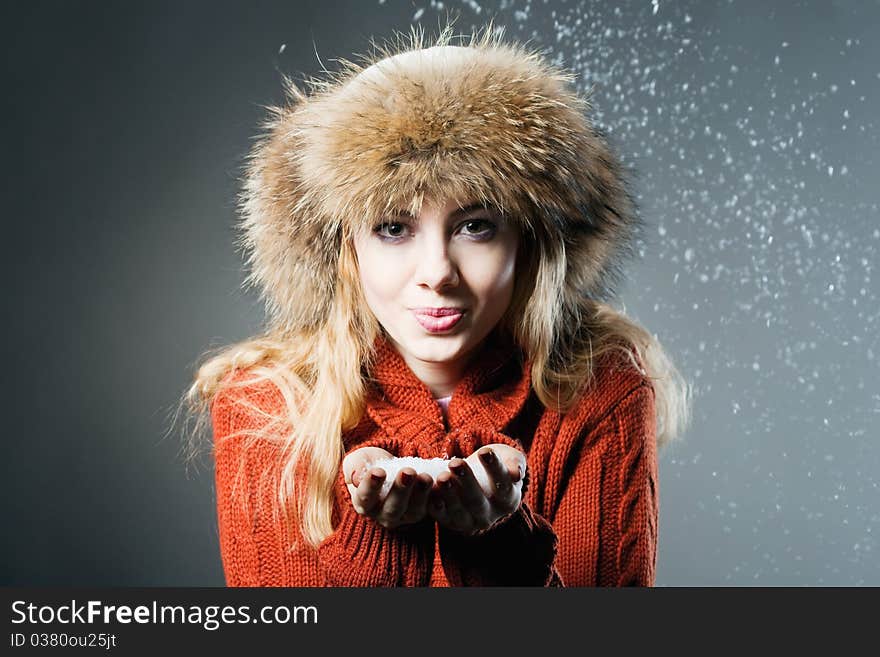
[427,444,527,536]
[342,446,434,530]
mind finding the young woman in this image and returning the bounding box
[187,25,692,586]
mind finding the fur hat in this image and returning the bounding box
[239,29,642,335]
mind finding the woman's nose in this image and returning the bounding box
[414,238,460,290]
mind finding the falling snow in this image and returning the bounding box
[393,0,879,586]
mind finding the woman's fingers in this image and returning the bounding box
[477,448,516,505]
[433,472,474,533]
[505,455,525,483]
[376,468,417,527]
[347,458,436,528]
[353,468,386,515]
[402,473,433,523]
[449,458,491,524]
[428,474,453,526]
[427,484,448,525]
[343,446,394,488]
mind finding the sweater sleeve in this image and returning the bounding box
[603,384,659,586]
[212,381,434,587]
[538,382,659,587]
[436,426,561,586]
[211,393,271,586]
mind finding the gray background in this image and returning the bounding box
[3,0,877,586]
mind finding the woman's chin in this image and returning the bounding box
[401,334,472,364]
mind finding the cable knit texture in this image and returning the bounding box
[212,332,658,586]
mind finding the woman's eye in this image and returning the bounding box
[374,222,409,239]
[460,219,496,238]
[372,218,496,241]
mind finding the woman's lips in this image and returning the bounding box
[411,308,465,333]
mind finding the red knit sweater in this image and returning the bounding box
[211,333,658,586]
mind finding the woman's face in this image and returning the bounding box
[352,196,518,392]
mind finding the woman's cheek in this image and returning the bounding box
[480,251,517,293]
[369,249,412,297]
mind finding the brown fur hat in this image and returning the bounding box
[238,27,642,335]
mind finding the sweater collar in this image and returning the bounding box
[364,330,532,441]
